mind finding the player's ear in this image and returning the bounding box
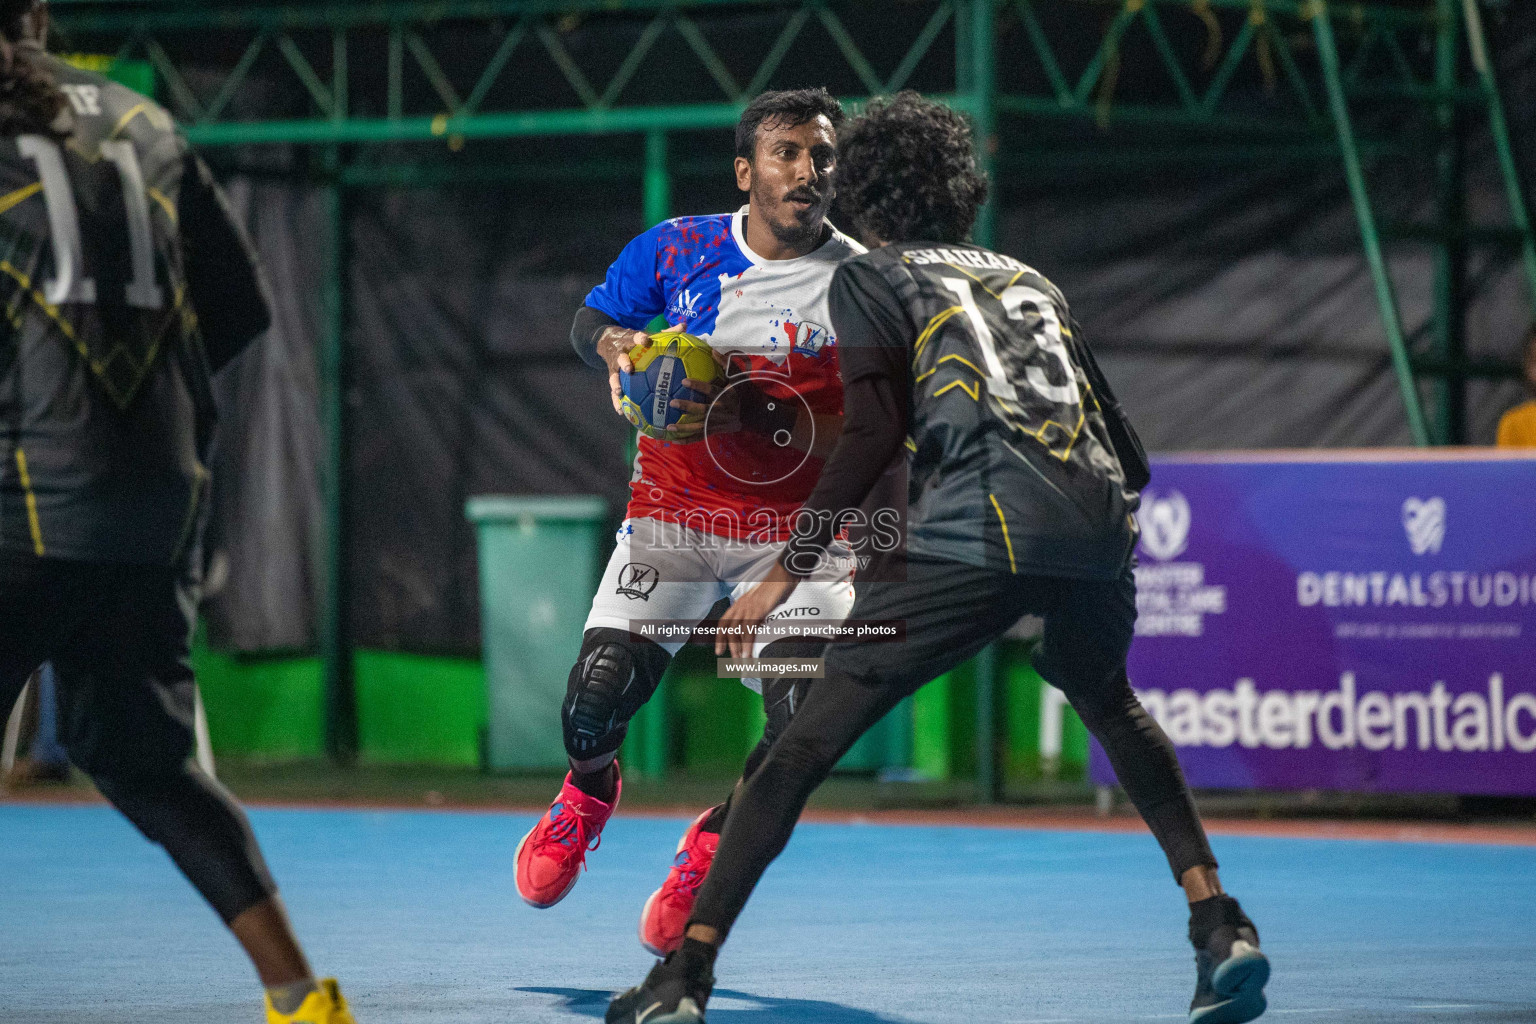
[734,155,753,193]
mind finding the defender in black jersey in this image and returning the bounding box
[607,93,1268,1024]
[0,5,355,1021]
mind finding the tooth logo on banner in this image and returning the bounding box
[1139,490,1192,562]
[1402,497,1446,556]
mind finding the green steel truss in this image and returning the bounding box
[49,0,1535,764]
[54,0,1458,144]
[51,2,1536,393]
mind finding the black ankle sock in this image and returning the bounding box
[572,762,617,802]
[677,937,719,976]
[698,803,728,835]
[1188,895,1250,947]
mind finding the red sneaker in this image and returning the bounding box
[514,767,621,908]
[638,806,721,956]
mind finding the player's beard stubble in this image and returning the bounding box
[754,179,833,253]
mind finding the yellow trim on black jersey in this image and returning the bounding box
[913,305,962,359]
[934,378,980,401]
[14,448,45,555]
[989,493,1017,574]
[148,186,177,225]
[109,102,151,140]
[0,181,42,217]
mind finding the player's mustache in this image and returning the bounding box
[784,187,823,205]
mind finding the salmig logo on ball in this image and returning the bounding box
[1402,496,1447,556]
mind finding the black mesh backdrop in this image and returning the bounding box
[198,5,1536,653]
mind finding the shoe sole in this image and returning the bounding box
[1190,943,1270,1024]
[611,997,706,1024]
[514,826,583,910]
[638,886,673,957]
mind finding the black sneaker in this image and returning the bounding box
[605,953,713,1024]
[1188,897,1269,1024]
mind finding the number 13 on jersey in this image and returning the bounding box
[941,276,1081,409]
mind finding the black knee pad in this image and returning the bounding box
[758,638,819,734]
[562,628,670,761]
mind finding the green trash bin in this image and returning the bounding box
[467,495,609,771]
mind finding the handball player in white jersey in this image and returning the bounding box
[514,88,866,957]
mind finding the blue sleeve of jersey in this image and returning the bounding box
[585,224,667,329]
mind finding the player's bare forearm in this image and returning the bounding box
[716,562,800,657]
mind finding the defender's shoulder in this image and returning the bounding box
[822,221,867,258]
[42,53,179,143]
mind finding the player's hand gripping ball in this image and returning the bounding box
[620,330,723,443]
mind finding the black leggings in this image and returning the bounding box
[690,554,1214,940]
[1,553,277,923]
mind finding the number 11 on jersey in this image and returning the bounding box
[18,134,164,310]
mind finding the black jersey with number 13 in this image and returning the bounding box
[829,242,1147,580]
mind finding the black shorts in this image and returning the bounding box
[829,552,1135,700]
[0,550,200,780]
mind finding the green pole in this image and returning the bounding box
[1311,3,1431,447]
[629,129,672,779]
[1432,0,1466,444]
[974,645,999,803]
[1461,0,1536,306]
[961,0,997,249]
[884,695,915,775]
[321,151,356,762]
[644,129,671,228]
[964,0,999,800]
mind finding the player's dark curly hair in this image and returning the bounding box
[835,91,990,245]
[735,87,845,161]
[0,0,66,138]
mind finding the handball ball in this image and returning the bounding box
[621,330,722,443]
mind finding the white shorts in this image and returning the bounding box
[584,516,855,692]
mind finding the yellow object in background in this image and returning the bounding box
[1497,400,1536,447]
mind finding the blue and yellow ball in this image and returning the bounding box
[620,330,723,443]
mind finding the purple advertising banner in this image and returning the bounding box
[1089,451,1536,796]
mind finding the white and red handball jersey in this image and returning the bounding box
[585,206,865,542]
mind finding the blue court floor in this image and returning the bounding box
[3,803,1534,1024]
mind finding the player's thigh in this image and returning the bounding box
[0,553,84,718]
[1032,565,1136,712]
[761,664,907,781]
[828,553,1034,696]
[584,517,728,647]
[51,564,199,780]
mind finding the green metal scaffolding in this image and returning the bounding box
[49,0,1536,773]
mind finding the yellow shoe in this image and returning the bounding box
[265,979,357,1024]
